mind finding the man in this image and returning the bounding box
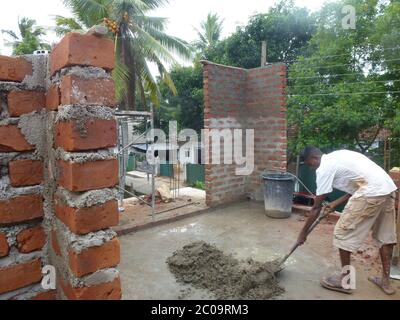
[297,146,398,295]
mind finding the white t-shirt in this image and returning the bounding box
[316,150,397,197]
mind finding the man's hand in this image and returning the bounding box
[295,194,327,246]
[297,232,307,246]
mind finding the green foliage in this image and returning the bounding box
[287,0,399,157]
[157,61,204,133]
[2,17,50,55]
[192,180,205,190]
[54,15,84,36]
[61,0,192,110]
[193,13,224,51]
[158,3,315,134]
[204,0,316,68]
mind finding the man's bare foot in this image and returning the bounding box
[320,274,353,294]
[368,276,396,295]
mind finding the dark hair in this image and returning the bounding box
[300,146,322,161]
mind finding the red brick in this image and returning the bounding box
[69,238,120,277]
[60,276,121,300]
[0,55,32,82]
[7,91,45,117]
[55,119,117,151]
[50,32,115,75]
[0,194,43,225]
[60,75,116,107]
[55,199,119,235]
[0,259,42,294]
[0,125,34,152]
[57,159,119,192]
[31,290,57,300]
[9,159,43,187]
[46,85,61,111]
[16,226,46,253]
[0,233,9,257]
[51,230,62,257]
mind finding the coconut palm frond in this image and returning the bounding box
[63,0,111,26]
[53,15,84,36]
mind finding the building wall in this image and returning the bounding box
[203,62,287,207]
[0,32,121,300]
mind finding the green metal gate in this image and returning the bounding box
[186,164,205,185]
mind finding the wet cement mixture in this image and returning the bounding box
[166,241,285,300]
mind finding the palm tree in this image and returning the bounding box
[58,0,192,111]
[194,13,224,51]
[2,17,50,55]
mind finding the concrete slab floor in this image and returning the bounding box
[119,201,400,300]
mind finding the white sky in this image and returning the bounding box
[0,0,324,57]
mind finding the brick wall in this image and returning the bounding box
[0,32,121,300]
[202,61,287,207]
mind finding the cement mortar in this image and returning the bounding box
[166,241,284,300]
[42,111,58,232]
[0,175,43,200]
[56,187,119,209]
[55,105,115,138]
[18,110,47,157]
[0,95,7,121]
[0,118,19,126]
[0,246,43,268]
[56,105,114,122]
[0,283,45,300]
[23,55,48,89]
[55,218,116,254]
[0,152,40,166]
[72,268,119,288]
[0,221,42,247]
[55,147,117,164]
[50,66,111,86]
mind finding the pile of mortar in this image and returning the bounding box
[166,241,284,300]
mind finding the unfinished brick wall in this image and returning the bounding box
[203,62,287,207]
[0,32,121,300]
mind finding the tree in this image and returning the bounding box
[2,17,50,55]
[157,2,317,134]
[193,13,224,52]
[59,0,192,110]
[287,0,397,161]
[54,16,84,36]
[157,62,204,133]
[205,0,316,68]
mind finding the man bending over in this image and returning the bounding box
[297,146,398,295]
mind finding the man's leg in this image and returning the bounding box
[321,196,379,294]
[368,244,396,295]
[369,194,397,295]
[320,248,354,293]
[339,248,351,268]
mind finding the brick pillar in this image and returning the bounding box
[0,55,55,300]
[202,61,287,207]
[47,32,121,300]
[0,32,121,300]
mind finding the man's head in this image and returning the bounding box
[300,146,323,170]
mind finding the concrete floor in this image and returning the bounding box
[119,201,400,300]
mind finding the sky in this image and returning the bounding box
[0,0,324,57]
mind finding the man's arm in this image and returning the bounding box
[297,194,327,245]
[297,193,351,245]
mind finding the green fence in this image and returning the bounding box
[298,164,346,212]
[186,164,205,185]
[126,154,136,171]
[160,163,174,177]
